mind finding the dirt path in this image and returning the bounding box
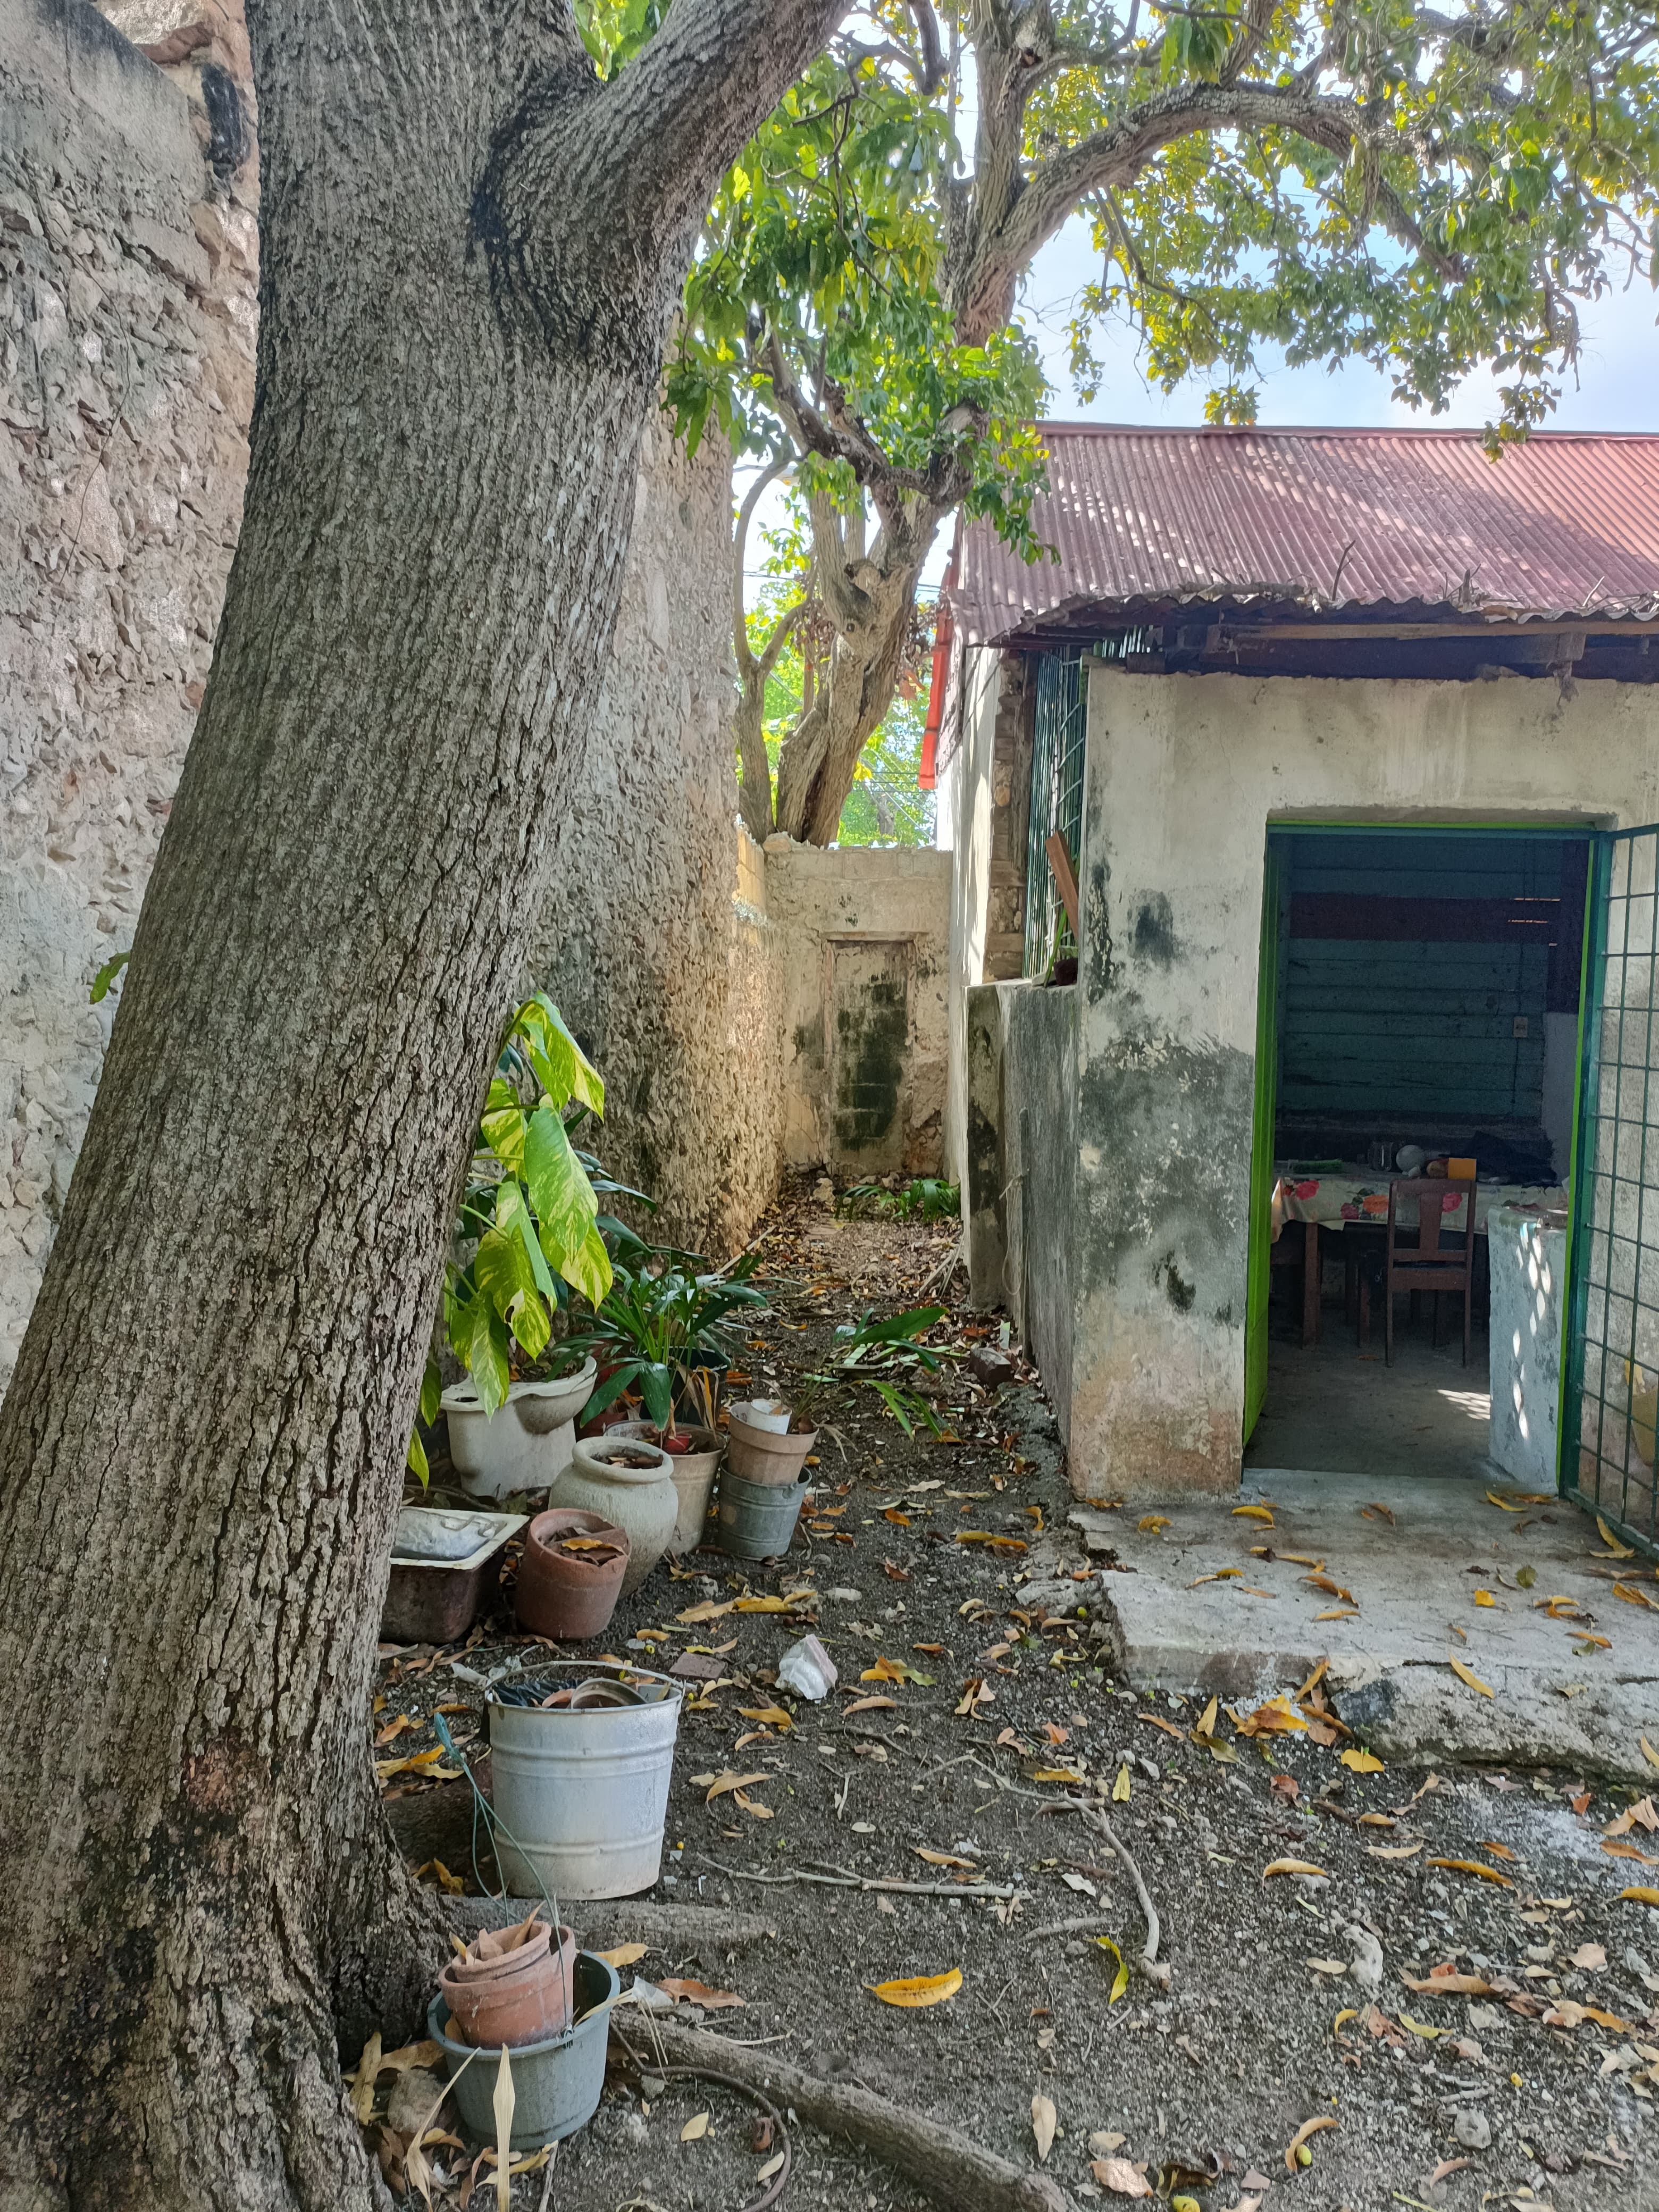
[372,1188,1659,2212]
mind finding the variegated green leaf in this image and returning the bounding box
[555,1219,613,1306]
[480,1076,527,1174]
[523,1106,598,1264]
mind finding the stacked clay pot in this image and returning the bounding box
[438,1913,577,2047]
[514,1509,630,1640]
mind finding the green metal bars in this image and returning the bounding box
[1564,826,1659,1556]
[1023,650,1088,977]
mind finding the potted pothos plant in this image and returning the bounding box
[410,994,652,1495]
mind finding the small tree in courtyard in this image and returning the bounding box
[674,0,1659,844]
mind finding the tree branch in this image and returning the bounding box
[733,452,792,682]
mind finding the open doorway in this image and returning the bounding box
[1244,826,1589,1480]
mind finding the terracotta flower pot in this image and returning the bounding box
[515,1508,630,1640]
[438,1920,577,2048]
[725,1404,816,1486]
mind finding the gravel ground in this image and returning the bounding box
[367,1186,1659,2212]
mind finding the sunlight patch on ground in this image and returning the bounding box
[1438,1387,1493,1425]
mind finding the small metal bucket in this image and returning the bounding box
[715,1469,809,1560]
[486,1662,682,1901]
[427,1951,617,2147]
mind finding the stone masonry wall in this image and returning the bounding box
[523,423,785,1258]
[0,0,256,1390]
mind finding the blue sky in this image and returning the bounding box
[1019,211,1659,434]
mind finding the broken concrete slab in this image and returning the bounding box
[1073,1469,1659,1781]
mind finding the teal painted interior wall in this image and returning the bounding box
[1278,834,1573,1125]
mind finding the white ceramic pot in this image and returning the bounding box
[440,1362,597,1499]
[548,1436,678,1595]
[610,1421,723,1555]
[734,1397,792,1434]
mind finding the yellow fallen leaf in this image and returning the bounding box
[1614,1582,1658,1609]
[862,1655,933,1683]
[1236,1694,1308,1737]
[1447,1656,1494,1697]
[1032,2091,1057,2164]
[1596,1515,1636,1559]
[1263,1858,1327,1880]
[677,1600,735,1622]
[737,1705,794,1728]
[1303,1571,1358,1605]
[1284,2115,1337,2171]
[1603,1840,1659,1865]
[351,2032,382,2124]
[680,2110,710,2142]
[595,1942,649,1970]
[736,1589,817,1612]
[1314,1608,1359,1621]
[1138,1713,1187,1741]
[1620,1886,1659,1906]
[1644,1737,1659,1772]
[1189,1569,1244,1586]
[1474,1589,1496,1607]
[1195,1696,1219,1738]
[955,1531,1028,1551]
[1096,1933,1129,2004]
[1428,1857,1513,1888]
[844,1695,896,1715]
[1340,1749,1384,1773]
[731,1789,772,1819]
[1398,2013,1441,2039]
[1032,1768,1086,1783]
[1480,1839,1519,1862]
[1112,1764,1132,1802]
[1137,1515,1170,1534]
[1234,1505,1276,1523]
[915,1848,976,1869]
[868,1968,963,2008]
[1368,1841,1423,1859]
[1333,2006,1358,2037]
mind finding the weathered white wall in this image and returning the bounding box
[940,645,1005,1184]
[766,840,951,1179]
[1067,667,1659,1495]
[0,0,256,1391]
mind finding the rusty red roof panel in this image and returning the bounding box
[954,424,1659,643]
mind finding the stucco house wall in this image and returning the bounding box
[971,659,1659,1497]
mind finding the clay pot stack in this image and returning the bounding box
[514,1509,630,1640]
[438,1911,577,2048]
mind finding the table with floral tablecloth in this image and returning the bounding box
[1268,1167,1566,1344]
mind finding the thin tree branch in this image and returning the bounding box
[733,451,792,681]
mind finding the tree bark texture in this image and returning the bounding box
[0,1,836,2206]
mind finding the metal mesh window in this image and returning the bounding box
[1023,651,1088,977]
[1566,827,1659,1553]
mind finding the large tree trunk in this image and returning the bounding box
[0,2,834,2207]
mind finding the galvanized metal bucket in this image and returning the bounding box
[426,1950,618,2147]
[715,1469,809,1560]
[486,1662,683,1901]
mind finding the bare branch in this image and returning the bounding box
[734,451,792,681]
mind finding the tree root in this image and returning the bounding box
[615,2016,1077,2212]
[447,1897,778,1950]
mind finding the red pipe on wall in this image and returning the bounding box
[918,541,958,793]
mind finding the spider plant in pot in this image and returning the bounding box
[413,995,653,1498]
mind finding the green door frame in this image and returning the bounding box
[1242,819,1596,1460]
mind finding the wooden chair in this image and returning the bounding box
[1382,1176,1477,1367]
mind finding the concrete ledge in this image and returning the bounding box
[1074,1470,1659,1781]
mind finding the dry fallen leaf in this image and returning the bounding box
[1569,1942,1607,1971]
[1596,1515,1636,1559]
[915,1848,976,1869]
[1603,1839,1659,1865]
[1447,1655,1495,1698]
[1368,1841,1423,1860]
[697,1770,769,1803]
[1236,1694,1308,1738]
[680,2110,710,2142]
[1263,1858,1328,1880]
[1340,1749,1384,1774]
[677,1601,735,1623]
[1112,1765,1132,1802]
[1604,1797,1657,1838]
[1092,2157,1153,2198]
[862,1655,933,1685]
[351,2032,382,2125]
[1480,1839,1520,1862]
[1233,1505,1276,1523]
[1360,1502,1396,1525]
[868,1968,963,2008]
[1096,1934,1129,2004]
[1137,1515,1171,1534]
[737,1705,794,1729]
[492,2046,515,2212]
[1284,2116,1337,2171]
[1401,1971,1498,1996]
[1032,2092,1057,2163]
[1619,1886,1659,1906]
[1428,1857,1514,1888]
[659,1978,744,2009]
[594,1942,650,1970]
[844,1695,897,1715]
[731,1789,773,1820]
[1474,1589,1497,1607]
[1643,1737,1659,1772]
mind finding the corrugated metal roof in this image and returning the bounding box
[954,424,1659,644]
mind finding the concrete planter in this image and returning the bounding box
[609,1421,722,1553]
[440,1362,597,1499]
[547,1436,677,1594]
